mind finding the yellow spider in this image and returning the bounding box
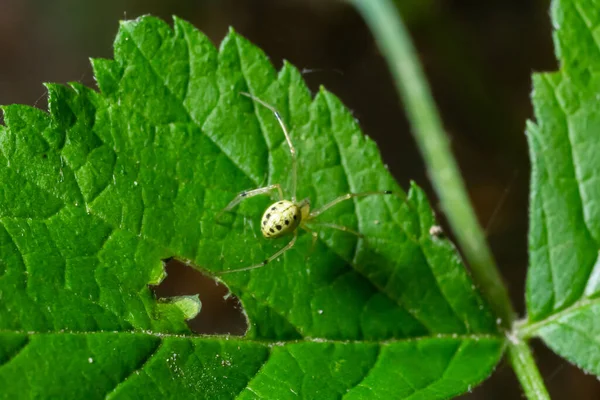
[218,92,396,274]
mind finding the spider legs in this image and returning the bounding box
[217,184,283,219]
[308,191,402,219]
[241,92,298,202]
[299,222,362,264]
[306,222,363,238]
[217,231,298,274]
[299,224,320,257]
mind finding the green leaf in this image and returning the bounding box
[522,0,600,377]
[0,16,503,398]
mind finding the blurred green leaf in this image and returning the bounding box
[0,16,503,398]
[523,0,600,377]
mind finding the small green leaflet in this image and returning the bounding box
[0,16,503,399]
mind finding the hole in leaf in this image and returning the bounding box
[151,258,247,335]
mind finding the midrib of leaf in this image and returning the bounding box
[516,297,600,338]
[0,329,500,342]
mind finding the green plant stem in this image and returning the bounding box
[349,0,515,327]
[508,337,551,400]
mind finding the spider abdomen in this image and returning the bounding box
[261,200,301,238]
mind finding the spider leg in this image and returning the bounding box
[306,222,363,238]
[308,191,403,219]
[300,224,320,258]
[217,231,298,274]
[241,92,298,202]
[217,184,283,219]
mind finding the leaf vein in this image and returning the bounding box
[541,74,598,305]
[104,338,163,398]
[342,344,383,398]
[402,343,462,400]
[0,336,30,369]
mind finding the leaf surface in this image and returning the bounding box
[0,16,503,399]
[524,0,600,376]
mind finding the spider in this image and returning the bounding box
[217,92,399,274]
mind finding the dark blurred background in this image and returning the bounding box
[1,0,595,398]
